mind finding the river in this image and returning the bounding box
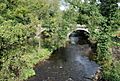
[28,43,100,81]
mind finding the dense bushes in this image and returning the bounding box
[103,61,120,81]
[0,45,50,80]
[0,0,59,80]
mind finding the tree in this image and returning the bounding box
[0,0,62,80]
[98,0,120,81]
[97,0,119,64]
[63,0,120,80]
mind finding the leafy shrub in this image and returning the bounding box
[103,61,120,81]
[0,45,50,81]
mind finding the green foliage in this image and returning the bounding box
[103,61,120,81]
[0,0,59,80]
[65,0,120,81]
[0,46,50,80]
[0,0,119,81]
[41,5,78,51]
[0,0,76,80]
[0,19,36,80]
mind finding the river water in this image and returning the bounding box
[28,44,100,81]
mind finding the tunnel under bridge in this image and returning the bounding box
[67,26,90,45]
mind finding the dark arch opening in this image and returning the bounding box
[69,30,90,45]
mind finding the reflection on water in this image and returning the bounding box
[75,55,99,78]
[70,37,79,44]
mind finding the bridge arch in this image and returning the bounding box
[67,25,90,45]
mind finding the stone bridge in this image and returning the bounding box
[67,24,90,45]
